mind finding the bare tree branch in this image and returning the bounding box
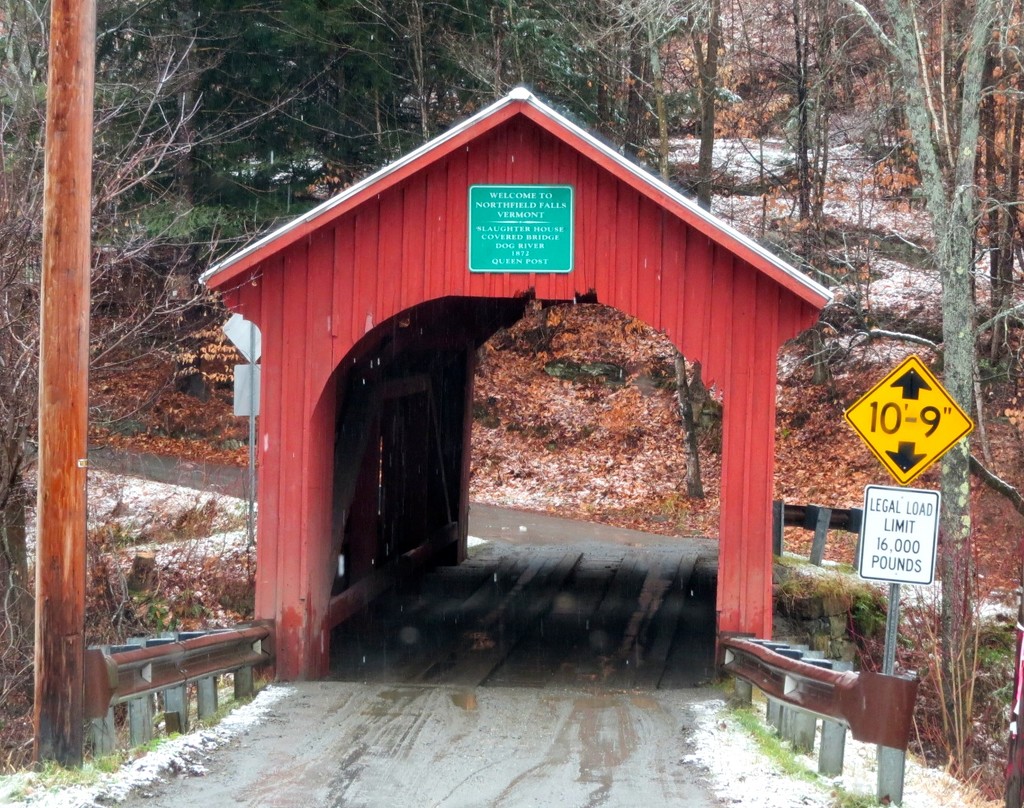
[970,454,1024,517]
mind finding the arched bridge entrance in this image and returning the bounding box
[202,88,830,679]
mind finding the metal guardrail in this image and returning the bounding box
[83,621,274,753]
[84,621,273,715]
[721,636,918,750]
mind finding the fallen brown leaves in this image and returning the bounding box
[470,303,721,537]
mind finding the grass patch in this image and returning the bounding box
[728,702,885,808]
[730,706,820,784]
[831,793,882,808]
[1,753,130,799]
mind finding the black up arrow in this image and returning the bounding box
[887,442,927,472]
[890,368,931,400]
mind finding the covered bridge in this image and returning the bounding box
[202,88,831,679]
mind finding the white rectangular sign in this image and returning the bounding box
[858,485,940,585]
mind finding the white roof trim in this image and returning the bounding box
[203,88,833,305]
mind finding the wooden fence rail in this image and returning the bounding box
[772,500,863,566]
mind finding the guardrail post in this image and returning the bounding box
[877,745,906,805]
[198,676,219,720]
[772,500,784,556]
[234,666,254,699]
[733,677,752,705]
[90,707,116,756]
[163,685,189,734]
[788,709,816,753]
[766,697,783,730]
[809,507,831,566]
[128,695,154,747]
[819,719,846,776]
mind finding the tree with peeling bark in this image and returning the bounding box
[841,0,1000,773]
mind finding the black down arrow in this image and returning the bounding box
[887,442,927,473]
[890,368,931,400]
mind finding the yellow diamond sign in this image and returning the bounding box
[844,355,974,485]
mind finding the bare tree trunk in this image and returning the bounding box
[624,32,651,156]
[646,39,706,502]
[408,0,430,140]
[490,4,505,95]
[649,28,670,181]
[792,0,812,221]
[809,0,833,228]
[694,0,721,210]
[675,354,705,499]
[0,472,31,646]
[990,65,1023,364]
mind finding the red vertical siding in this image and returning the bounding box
[575,159,598,294]
[253,256,284,627]
[400,177,425,307]
[659,211,686,342]
[679,228,712,369]
[351,204,380,340]
[634,206,662,330]
[300,243,335,675]
[424,166,447,299]
[445,148,469,298]
[717,255,760,633]
[274,246,310,679]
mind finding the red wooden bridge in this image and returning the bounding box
[202,87,831,680]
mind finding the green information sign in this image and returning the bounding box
[468,185,574,273]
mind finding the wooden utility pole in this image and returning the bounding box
[33,0,96,767]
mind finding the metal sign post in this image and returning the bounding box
[223,314,262,548]
[845,357,975,804]
[1009,596,1024,807]
[858,484,940,805]
[876,580,905,803]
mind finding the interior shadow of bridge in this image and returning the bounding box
[329,511,718,690]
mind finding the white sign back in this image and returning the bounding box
[858,485,940,585]
[223,313,262,364]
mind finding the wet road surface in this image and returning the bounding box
[117,682,723,807]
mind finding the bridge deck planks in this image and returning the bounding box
[329,545,716,690]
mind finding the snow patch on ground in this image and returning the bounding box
[688,697,998,808]
[23,469,248,554]
[670,136,796,186]
[0,686,291,807]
